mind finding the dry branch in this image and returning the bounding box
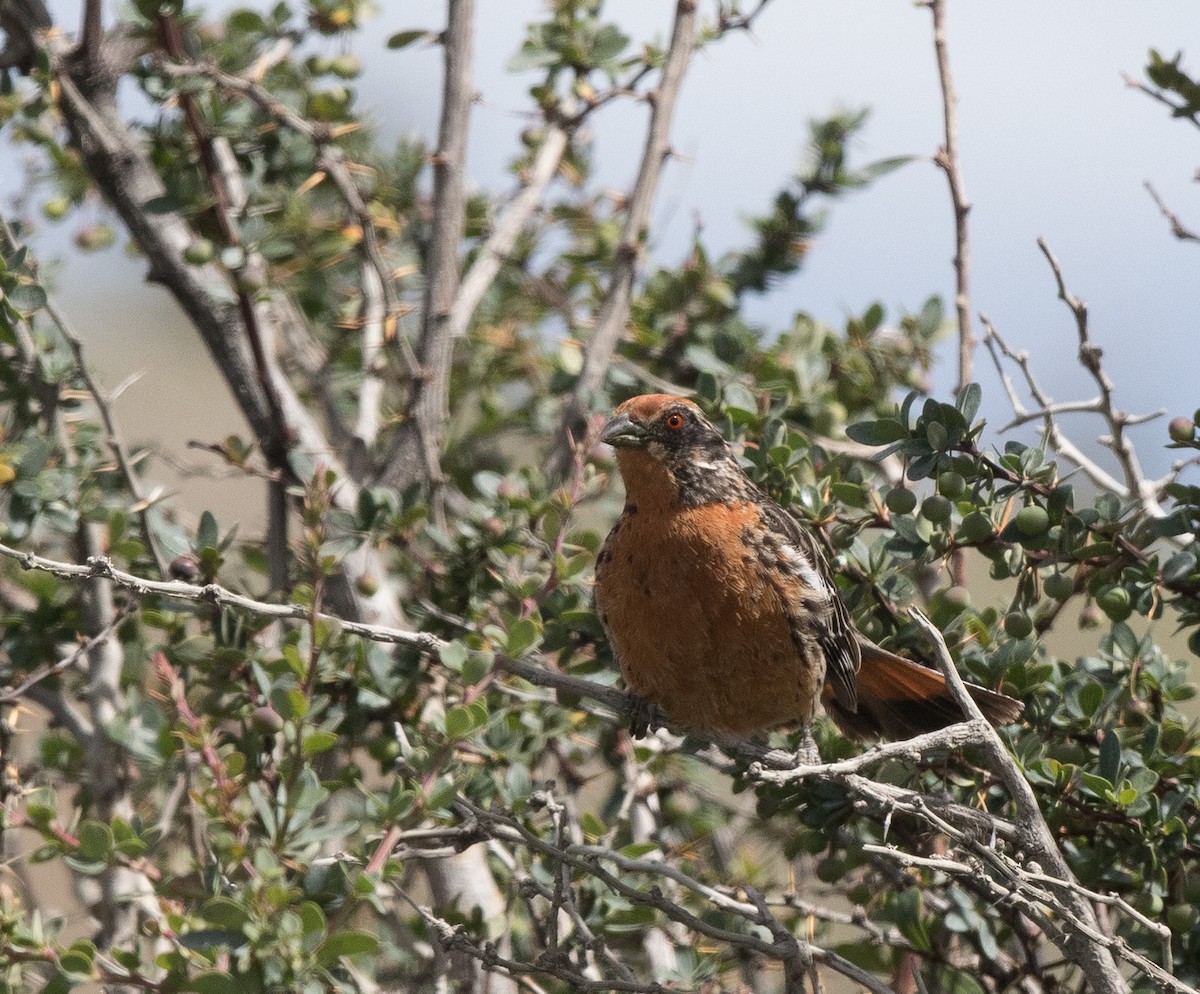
[383,0,475,498]
[548,0,700,478]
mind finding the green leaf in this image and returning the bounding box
[187,972,242,994]
[508,43,558,73]
[7,281,47,313]
[580,812,606,839]
[504,617,541,657]
[302,731,339,756]
[197,510,219,551]
[387,29,429,50]
[846,418,908,446]
[590,24,629,63]
[444,705,474,740]
[270,686,309,721]
[956,382,982,424]
[1077,681,1104,718]
[1162,550,1196,583]
[441,643,468,677]
[620,842,659,858]
[319,929,381,964]
[202,896,250,930]
[56,949,95,978]
[1098,729,1121,785]
[299,901,327,939]
[77,821,113,862]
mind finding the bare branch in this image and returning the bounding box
[981,315,1126,494]
[548,0,700,477]
[1122,71,1200,131]
[450,119,570,340]
[925,0,973,588]
[0,540,440,653]
[908,607,1129,994]
[1036,237,1169,520]
[384,0,475,497]
[1144,180,1200,243]
[925,0,974,392]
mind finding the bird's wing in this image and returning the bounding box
[753,496,861,713]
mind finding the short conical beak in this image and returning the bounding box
[601,412,648,448]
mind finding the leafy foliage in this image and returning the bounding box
[0,4,1197,994]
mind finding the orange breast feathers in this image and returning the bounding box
[594,500,826,736]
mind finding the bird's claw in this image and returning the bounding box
[796,728,821,766]
[628,694,666,738]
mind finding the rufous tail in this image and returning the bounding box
[827,638,1023,740]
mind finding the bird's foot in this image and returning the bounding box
[795,728,821,766]
[627,693,666,738]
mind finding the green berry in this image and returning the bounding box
[183,238,215,265]
[1168,904,1199,934]
[1015,505,1050,537]
[1043,572,1074,601]
[75,224,116,251]
[921,495,952,524]
[251,706,284,734]
[937,471,966,499]
[885,488,918,515]
[958,510,994,543]
[1003,611,1034,639]
[329,54,362,78]
[1096,586,1132,622]
[42,195,70,220]
[941,585,972,611]
[1169,416,1195,444]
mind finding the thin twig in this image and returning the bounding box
[1143,180,1200,243]
[0,606,134,703]
[0,215,170,576]
[384,0,475,502]
[450,118,570,340]
[925,0,973,587]
[907,607,1128,994]
[548,0,700,478]
[1036,237,1168,521]
[0,540,441,653]
[1121,71,1200,131]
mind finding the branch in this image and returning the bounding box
[0,606,133,703]
[981,315,1128,495]
[548,0,700,478]
[907,607,1129,994]
[153,57,425,464]
[1036,237,1168,520]
[1144,180,1200,243]
[383,0,475,498]
[1121,71,1200,131]
[449,119,570,340]
[0,541,440,653]
[0,214,170,576]
[40,49,359,502]
[925,0,973,588]
[925,0,974,394]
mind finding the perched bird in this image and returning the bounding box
[593,393,1022,741]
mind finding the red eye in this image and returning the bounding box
[665,412,685,431]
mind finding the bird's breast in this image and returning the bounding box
[595,501,822,735]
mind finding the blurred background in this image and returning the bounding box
[3,1,1197,522]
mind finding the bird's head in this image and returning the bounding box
[600,394,747,508]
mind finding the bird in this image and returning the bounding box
[592,393,1023,742]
